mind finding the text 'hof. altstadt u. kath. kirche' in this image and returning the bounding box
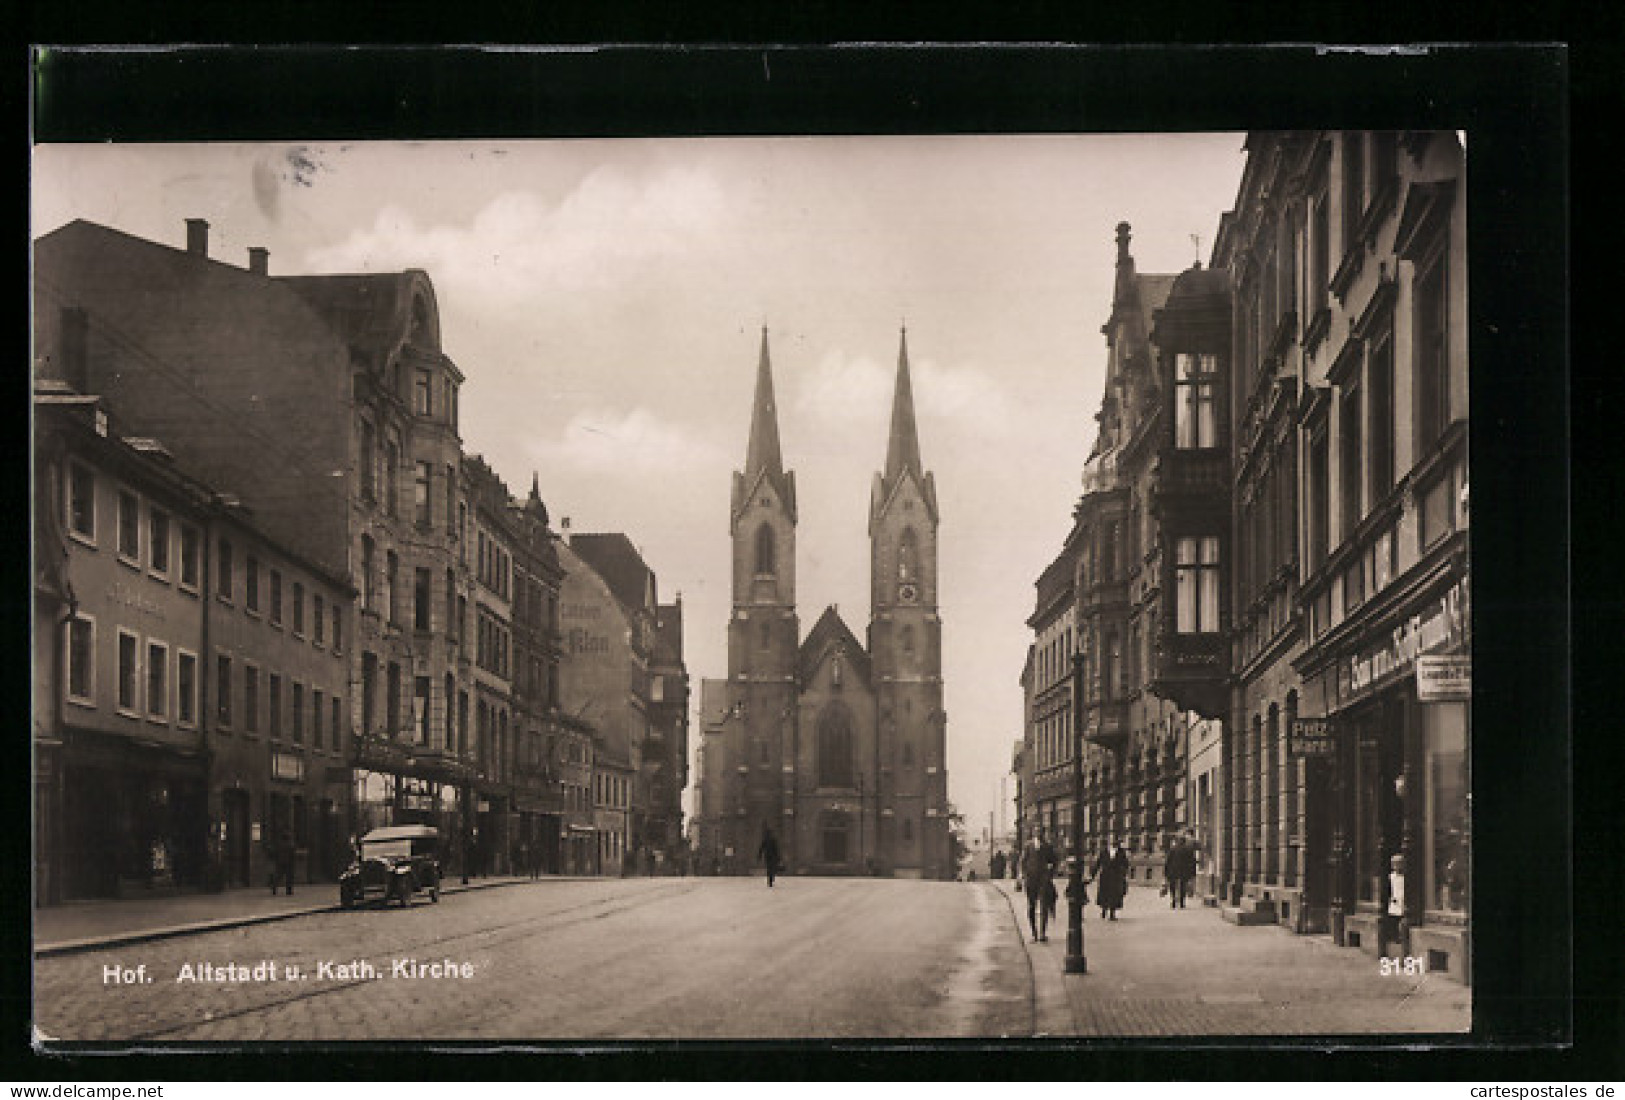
[692,329,953,879]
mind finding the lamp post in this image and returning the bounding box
[1065,652,1088,974]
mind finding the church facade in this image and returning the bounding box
[694,329,951,879]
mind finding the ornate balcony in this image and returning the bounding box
[1148,629,1228,719]
[1085,699,1131,750]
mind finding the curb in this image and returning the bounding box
[34,877,531,959]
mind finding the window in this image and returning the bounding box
[292,682,304,743]
[754,524,775,575]
[245,556,261,613]
[902,740,914,767]
[759,620,771,651]
[1310,180,1330,316]
[1340,377,1363,533]
[331,605,343,653]
[1369,330,1395,501]
[269,569,282,625]
[415,567,432,630]
[313,689,324,749]
[117,491,140,561]
[217,538,234,602]
[902,624,916,655]
[817,705,854,788]
[216,655,233,726]
[415,461,432,527]
[290,582,304,635]
[1175,353,1219,448]
[898,528,919,583]
[360,420,377,501]
[66,616,94,702]
[116,631,139,713]
[444,674,455,748]
[384,439,399,516]
[1175,537,1222,634]
[360,538,375,613]
[269,673,282,737]
[446,570,459,641]
[180,525,200,589]
[68,463,95,541]
[1342,132,1365,251]
[385,552,399,625]
[314,594,325,644]
[386,662,401,738]
[414,369,432,416]
[821,812,849,864]
[332,695,343,749]
[1414,244,1451,452]
[149,509,171,575]
[361,653,378,736]
[414,676,431,744]
[142,641,167,718]
[1309,427,1330,567]
[245,666,260,733]
[177,651,196,725]
[458,691,469,756]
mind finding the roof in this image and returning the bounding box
[569,533,655,617]
[655,600,684,664]
[798,606,871,687]
[734,327,797,525]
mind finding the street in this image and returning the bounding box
[34,877,1030,1042]
[33,876,1468,1042]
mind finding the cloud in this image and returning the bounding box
[301,164,733,310]
[525,406,727,476]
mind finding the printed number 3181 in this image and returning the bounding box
[1380,956,1426,976]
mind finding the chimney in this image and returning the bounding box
[185,218,210,257]
[247,247,269,276]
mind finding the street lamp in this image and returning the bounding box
[1066,652,1088,974]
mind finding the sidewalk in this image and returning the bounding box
[986,878,1470,1037]
[33,875,545,957]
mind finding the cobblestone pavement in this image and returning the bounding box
[33,876,1030,1043]
[987,878,1472,1037]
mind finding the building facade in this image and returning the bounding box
[694,329,952,879]
[34,385,351,902]
[1213,131,1470,979]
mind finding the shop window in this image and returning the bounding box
[1424,700,1470,913]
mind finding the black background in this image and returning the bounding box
[13,38,1599,1084]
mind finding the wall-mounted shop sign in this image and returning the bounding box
[270,751,305,782]
[1415,655,1472,702]
[1289,719,1337,757]
[1347,577,1469,695]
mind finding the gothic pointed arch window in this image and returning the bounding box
[898,528,919,583]
[817,703,855,788]
[755,523,775,576]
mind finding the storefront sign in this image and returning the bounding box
[1347,578,1469,695]
[270,751,305,782]
[1416,655,1471,701]
[1289,719,1337,757]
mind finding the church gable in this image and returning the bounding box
[797,606,872,689]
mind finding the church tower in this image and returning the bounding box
[726,328,800,862]
[868,327,948,878]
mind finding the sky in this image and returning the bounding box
[32,135,1249,842]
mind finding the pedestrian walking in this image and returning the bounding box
[271,827,295,896]
[1092,838,1129,920]
[989,848,1006,880]
[757,826,783,888]
[1020,830,1058,942]
[1164,832,1197,909]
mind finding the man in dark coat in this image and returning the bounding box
[1092,839,1129,920]
[757,826,782,888]
[1020,831,1058,942]
[989,848,1007,880]
[1164,833,1197,908]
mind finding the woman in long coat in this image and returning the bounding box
[1092,839,1129,920]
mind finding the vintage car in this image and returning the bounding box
[339,825,441,908]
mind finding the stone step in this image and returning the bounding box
[1219,903,1277,926]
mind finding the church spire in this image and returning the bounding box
[884,326,923,483]
[744,326,784,480]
